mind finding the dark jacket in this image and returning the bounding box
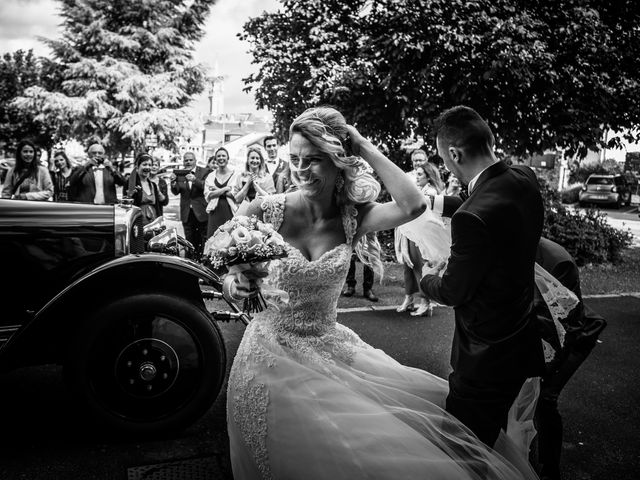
[127,174,163,219]
[421,162,545,381]
[67,163,126,204]
[170,166,210,223]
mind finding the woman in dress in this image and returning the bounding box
[395,160,447,315]
[148,157,169,216]
[397,163,447,317]
[127,153,162,225]
[1,139,53,200]
[204,147,237,238]
[50,150,76,202]
[233,145,275,208]
[224,107,537,480]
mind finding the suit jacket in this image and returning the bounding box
[170,166,210,223]
[421,162,545,382]
[534,237,606,357]
[67,164,126,204]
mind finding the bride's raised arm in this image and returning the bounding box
[346,125,426,238]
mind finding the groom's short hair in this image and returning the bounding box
[434,106,495,158]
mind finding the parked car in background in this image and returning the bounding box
[578,174,632,209]
[0,199,248,436]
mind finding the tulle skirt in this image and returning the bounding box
[227,319,539,480]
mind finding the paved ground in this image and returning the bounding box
[0,296,637,480]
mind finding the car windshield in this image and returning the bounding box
[587,177,614,185]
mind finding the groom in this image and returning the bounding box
[421,106,545,448]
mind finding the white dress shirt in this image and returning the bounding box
[93,166,105,204]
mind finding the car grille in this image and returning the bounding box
[130,216,145,254]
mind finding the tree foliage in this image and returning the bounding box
[0,50,61,151]
[12,0,216,155]
[242,0,640,156]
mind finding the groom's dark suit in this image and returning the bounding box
[421,161,545,447]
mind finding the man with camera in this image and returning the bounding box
[67,141,126,204]
[170,151,210,257]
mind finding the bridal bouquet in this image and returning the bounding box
[202,215,288,313]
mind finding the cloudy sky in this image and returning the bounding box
[0,0,279,116]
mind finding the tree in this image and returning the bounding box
[12,0,216,156]
[242,0,640,157]
[0,50,61,152]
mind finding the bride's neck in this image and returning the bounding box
[295,191,339,222]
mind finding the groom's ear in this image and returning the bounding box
[448,146,462,164]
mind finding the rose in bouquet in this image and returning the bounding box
[202,215,288,312]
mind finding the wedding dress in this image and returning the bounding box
[227,194,539,480]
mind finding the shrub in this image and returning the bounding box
[569,159,621,184]
[540,180,633,265]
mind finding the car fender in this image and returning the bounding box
[0,254,222,368]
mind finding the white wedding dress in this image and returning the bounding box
[227,194,538,480]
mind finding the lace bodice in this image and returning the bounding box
[255,194,357,336]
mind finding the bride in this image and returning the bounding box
[224,107,538,479]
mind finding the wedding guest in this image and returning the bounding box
[50,150,77,202]
[394,163,445,316]
[532,237,607,480]
[148,157,169,216]
[342,251,378,301]
[233,145,275,208]
[1,139,53,200]
[127,153,163,225]
[403,164,445,316]
[170,151,209,255]
[204,147,237,238]
[206,155,218,172]
[445,174,462,196]
[263,135,292,193]
[67,140,126,204]
[406,148,428,181]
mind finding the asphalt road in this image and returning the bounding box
[0,296,638,480]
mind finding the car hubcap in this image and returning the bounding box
[115,338,179,398]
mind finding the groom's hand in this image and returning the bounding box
[422,260,447,279]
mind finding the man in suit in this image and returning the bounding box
[532,237,606,480]
[67,141,126,204]
[170,151,209,256]
[263,136,293,193]
[420,105,545,448]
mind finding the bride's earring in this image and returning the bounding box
[335,172,344,192]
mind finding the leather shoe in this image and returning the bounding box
[363,290,379,302]
[342,285,355,297]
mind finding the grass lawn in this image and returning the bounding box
[337,247,640,309]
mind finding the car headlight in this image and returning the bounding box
[148,227,179,255]
[143,216,166,240]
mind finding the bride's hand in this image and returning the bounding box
[344,125,368,157]
[223,262,270,301]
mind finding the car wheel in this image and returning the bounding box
[65,294,226,436]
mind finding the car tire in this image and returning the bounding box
[64,293,226,437]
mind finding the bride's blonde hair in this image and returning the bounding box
[289,106,384,278]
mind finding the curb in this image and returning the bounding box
[337,293,640,314]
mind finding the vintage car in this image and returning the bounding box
[0,198,248,436]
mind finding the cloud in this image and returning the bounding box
[0,0,60,56]
[193,0,280,114]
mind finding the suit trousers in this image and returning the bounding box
[532,347,591,480]
[345,255,373,291]
[183,208,208,256]
[446,372,526,448]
